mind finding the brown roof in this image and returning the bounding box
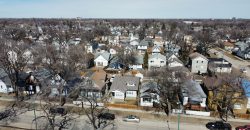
[189,52,208,61]
[223,42,234,47]
[91,69,107,90]
[203,76,243,92]
[203,77,223,90]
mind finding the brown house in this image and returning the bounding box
[223,41,235,52]
[202,76,248,114]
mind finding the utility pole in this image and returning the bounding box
[177,102,181,130]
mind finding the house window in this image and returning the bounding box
[234,103,242,109]
[97,62,103,66]
[150,61,154,63]
[196,61,198,63]
[126,91,133,95]
[160,61,164,63]
[126,82,135,87]
[0,85,2,89]
[143,98,151,102]
[201,61,203,63]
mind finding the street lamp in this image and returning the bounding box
[176,102,181,130]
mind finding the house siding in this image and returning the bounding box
[94,56,108,67]
[126,91,137,98]
[191,57,208,74]
[114,91,125,100]
[148,58,166,70]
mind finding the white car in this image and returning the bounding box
[123,115,140,123]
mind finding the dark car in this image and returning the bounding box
[235,125,250,130]
[49,107,67,116]
[0,109,15,120]
[98,113,115,120]
[206,121,232,130]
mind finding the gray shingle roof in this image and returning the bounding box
[95,51,111,61]
[110,76,140,92]
[135,55,144,64]
[0,68,11,86]
[149,53,166,61]
[182,80,206,102]
[139,40,149,46]
[140,81,158,93]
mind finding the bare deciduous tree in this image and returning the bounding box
[209,73,246,121]
[80,96,116,130]
[156,67,188,115]
[0,39,32,99]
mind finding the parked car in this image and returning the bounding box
[240,68,247,73]
[98,113,115,120]
[235,125,250,130]
[123,115,140,123]
[49,107,67,116]
[206,121,232,130]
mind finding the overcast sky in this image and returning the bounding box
[0,0,249,19]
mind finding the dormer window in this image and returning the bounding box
[126,82,135,87]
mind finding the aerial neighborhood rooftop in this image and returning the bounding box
[0,18,250,129]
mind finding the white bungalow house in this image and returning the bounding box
[137,40,149,54]
[85,43,93,54]
[148,53,166,70]
[140,81,159,107]
[0,69,14,93]
[189,52,208,74]
[0,80,13,93]
[94,51,111,67]
[181,80,207,108]
[109,76,140,102]
[129,55,144,70]
[208,58,232,73]
[166,53,184,68]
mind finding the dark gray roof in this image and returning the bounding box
[140,81,159,94]
[208,58,229,63]
[0,68,11,85]
[139,40,149,46]
[182,80,206,102]
[168,57,183,65]
[135,55,144,64]
[110,76,140,92]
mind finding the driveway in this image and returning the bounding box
[209,48,250,78]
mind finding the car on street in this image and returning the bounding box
[206,121,231,130]
[235,125,250,130]
[49,107,67,116]
[240,68,247,73]
[98,112,115,120]
[123,115,140,123]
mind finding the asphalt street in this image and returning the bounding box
[0,110,208,130]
